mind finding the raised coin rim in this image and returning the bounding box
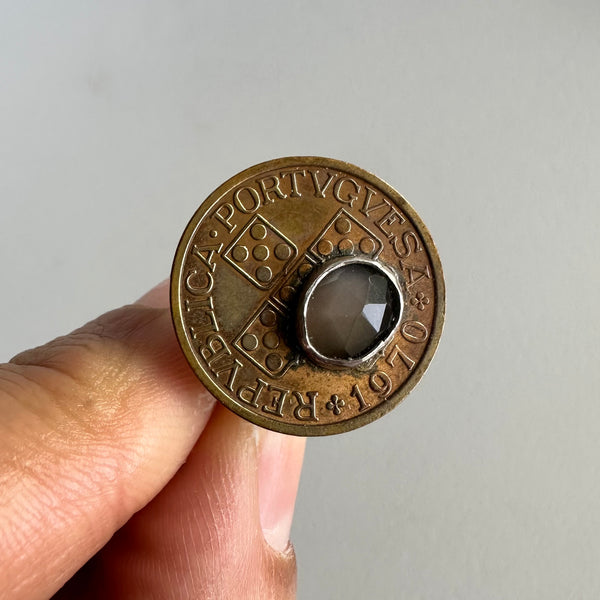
[170,156,446,436]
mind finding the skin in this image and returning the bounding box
[0,281,305,599]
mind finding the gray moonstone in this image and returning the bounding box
[305,263,400,360]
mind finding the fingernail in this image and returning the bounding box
[258,429,306,553]
[136,280,170,308]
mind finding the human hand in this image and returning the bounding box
[0,281,305,599]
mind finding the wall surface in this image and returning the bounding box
[2,2,600,598]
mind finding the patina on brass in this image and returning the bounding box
[171,157,445,436]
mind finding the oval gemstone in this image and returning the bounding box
[304,263,401,361]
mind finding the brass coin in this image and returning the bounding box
[171,157,445,436]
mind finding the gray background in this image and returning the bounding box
[2,2,599,598]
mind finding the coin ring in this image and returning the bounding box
[171,157,445,436]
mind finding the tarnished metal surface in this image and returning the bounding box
[171,157,444,435]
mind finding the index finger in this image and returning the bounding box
[0,282,214,599]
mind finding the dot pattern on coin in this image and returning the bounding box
[335,217,352,234]
[222,215,297,290]
[275,243,292,260]
[359,237,376,254]
[241,333,259,351]
[232,245,249,262]
[251,223,267,240]
[234,302,291,377]
[171,157,444,436]
[263,331,280,349]
[253,245,269,261]
[310,208,383,262]
[338,238,354,254]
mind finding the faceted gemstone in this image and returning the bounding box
[304,263,400,360]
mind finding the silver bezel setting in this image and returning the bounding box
[296,256,404,369]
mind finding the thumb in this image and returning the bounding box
[86,405,305,599]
